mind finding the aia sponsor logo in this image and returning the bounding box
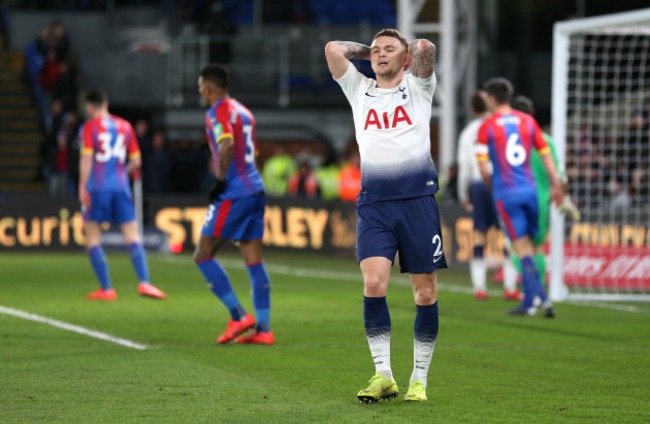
[363,106,412,130]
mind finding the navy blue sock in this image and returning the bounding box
[197,258,245,321]
[414,302,439,341]
[473,245,484,259]
[88,245,111,290]
[364,296,392,377]
[128,242,150,284]
[411,302,439,385]
[364,296,391,330]
[520,256,540,308]
[246,261,271,333]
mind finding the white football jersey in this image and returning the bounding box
[335,62,439,204]
[456,117,492,204]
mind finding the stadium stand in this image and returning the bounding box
[0,36,45,193]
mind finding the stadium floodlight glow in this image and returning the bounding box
[551,8,650,302]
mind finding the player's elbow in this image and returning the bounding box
[324,41,338,56]
[324,42,336,65]
[415,39,435,53]
[325,41,347,61]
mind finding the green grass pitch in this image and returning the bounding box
[1,250,649,423]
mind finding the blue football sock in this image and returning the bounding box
[88,245,111,290]
[128,242,150,284]
[473,245,484,258]
[246,261,271,333]
[534,253,548,303]
[520,256,541,308]
[411,302,439,385]
[197,258,245,321]
[364,296,392,378]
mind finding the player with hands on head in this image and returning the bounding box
[79,89,166,301]
[194,64,273,345]
[326,29,446,403]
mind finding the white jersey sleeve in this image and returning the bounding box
[456,117,490,203]
[334,62,372,107]
[407,72,437,104]
[456,124,473,204]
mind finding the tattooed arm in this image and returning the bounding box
[325,41,371,79]
[408,39,436,78]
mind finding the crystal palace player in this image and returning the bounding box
[476,78,563,316]
[326,29,446,403]
[194,64,273,345]
[456,90,520,301]
[79,90,166,301]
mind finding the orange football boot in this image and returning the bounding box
[138,284,167,299]
[475,290,488,300]
[504,290,524,301]
[217,313,255,344]
[86,288,117,301]
[236,331,275,345]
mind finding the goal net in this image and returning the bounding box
[550,9,650,301]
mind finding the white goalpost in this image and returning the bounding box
[550,9,650,301]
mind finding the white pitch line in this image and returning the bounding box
[0,305,149,350]
[163,255,474,292]
[160,255,647,314]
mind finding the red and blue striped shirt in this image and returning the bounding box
[205,98,264,199]
[476,110,549,200]
[80,115,140,194]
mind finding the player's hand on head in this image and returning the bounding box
[208,179,226,203]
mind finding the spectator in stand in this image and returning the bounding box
[36,21,70,60]
[48,109,79,196]
[339,151,361,202]
[49,20,70,61]
[316,160,342,200]
[143,130,172,193]
[35,25,51,56]
[34,20,75,111]
[134,119,152,154]
[49,125,69,197]
[38,48,61,93]
[262,146,297,197]
[62,110,81,194]
[43,99,65,179]
[288,160,320,198]
[629,98,649,204]
[51,60,77,111]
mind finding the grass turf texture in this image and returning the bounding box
[1,251,649,423]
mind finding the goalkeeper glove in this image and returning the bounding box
[558,194,581,222]
[208,179,226,203]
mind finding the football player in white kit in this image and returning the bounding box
[325,29,447,403]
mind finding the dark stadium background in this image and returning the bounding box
[0,0,647,260]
